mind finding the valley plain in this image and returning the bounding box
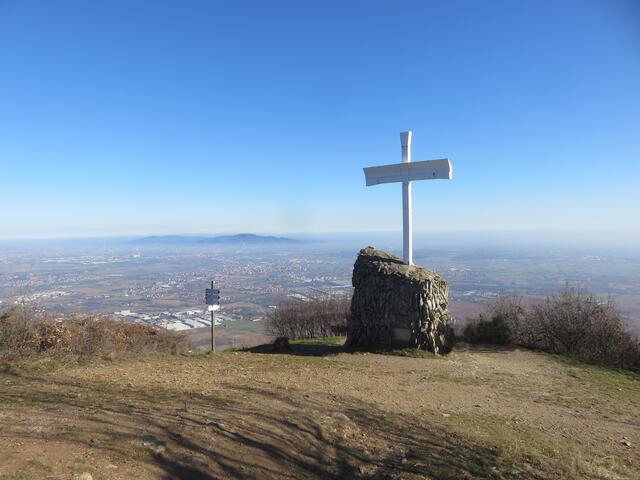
[1,239,639,343]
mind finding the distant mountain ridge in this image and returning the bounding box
[137,233,300,245]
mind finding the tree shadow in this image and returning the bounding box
[248,342,522,358]
[1,364,551,479]
[247,340,523,358]
[453,342,520,354]
[246,342,346,357]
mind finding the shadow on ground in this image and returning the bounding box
[452,342,520,354]
[246,342,345,357]
[247,340,520,358]
[0,361,547,480]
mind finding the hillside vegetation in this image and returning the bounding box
[463,289,640,371]
[1,338,639,480]
[0,308,188,360]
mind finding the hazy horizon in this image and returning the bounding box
[2,229,640,252]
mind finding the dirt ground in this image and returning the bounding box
[1,342,639,479]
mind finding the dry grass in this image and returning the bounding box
[0,341,640,480]
[1,340,638,479]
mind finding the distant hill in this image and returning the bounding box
[137,233,300,245]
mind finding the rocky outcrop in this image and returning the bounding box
[347,247,453,354]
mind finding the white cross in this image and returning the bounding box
[363,131,452,265]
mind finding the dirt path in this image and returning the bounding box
[1,344,638,479]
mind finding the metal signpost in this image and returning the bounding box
[363,131,453,265]
[205,282,220,353]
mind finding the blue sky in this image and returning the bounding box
[0,0,638,242]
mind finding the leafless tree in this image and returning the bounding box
[265,294,351,340]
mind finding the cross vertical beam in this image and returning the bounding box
[362,131,452,267]
[400,131,413,265]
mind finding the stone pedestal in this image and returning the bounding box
[347,247,453,354]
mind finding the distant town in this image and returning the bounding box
[2,238,640,338]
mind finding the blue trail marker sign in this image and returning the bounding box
[205,288,220,306]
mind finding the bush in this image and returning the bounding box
[0,307,188,359]
[463,314,511,344]
[524,289,640,370]
[463,296,524,344]
[463,289,640,371]
[265,294,350,340]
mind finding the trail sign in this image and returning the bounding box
[205,288,220,305]
[205,282,220,353]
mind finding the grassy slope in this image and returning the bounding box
[0,339,638,480]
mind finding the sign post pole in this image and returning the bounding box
[205,283,220,353]
[210,281,215,353]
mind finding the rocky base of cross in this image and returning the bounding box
[347,246,453,354]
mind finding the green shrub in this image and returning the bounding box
[463,314,512,344]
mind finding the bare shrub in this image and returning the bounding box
[489,296,526,326]
[0,307,42,355]
[524,288,640,370]
[0,307,188,360]
[463,289,640,371]
[266,294,351,340]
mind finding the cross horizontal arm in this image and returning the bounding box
[363,158,452,187]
